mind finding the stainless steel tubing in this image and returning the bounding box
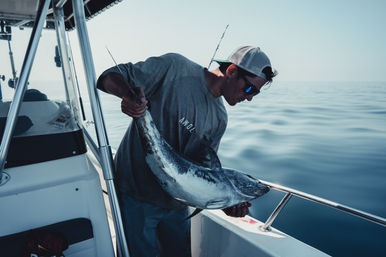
[72,0,130,256]
[53,6,71,104]
[55,0,68,8]
[0,0,51,183]
[83,129,101,164]
[259,180,386,228]
[261,192,292,231]
[53,4,82,124]
[8,41,17,83]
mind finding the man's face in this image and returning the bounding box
[223,73,267,106]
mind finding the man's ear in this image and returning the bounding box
[225,64,238,79]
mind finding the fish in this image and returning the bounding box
[135,110,270,218]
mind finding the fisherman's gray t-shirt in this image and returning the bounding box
[101,53,227,209]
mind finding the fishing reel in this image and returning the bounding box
[8,77,18,89]
[0,20,11,41]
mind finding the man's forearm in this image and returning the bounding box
[96,72,129,99]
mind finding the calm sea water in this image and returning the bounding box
[10,80,384,256]
[96,81,386,257]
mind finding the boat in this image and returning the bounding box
[0,1,385,256]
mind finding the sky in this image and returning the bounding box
[0,0,386,83]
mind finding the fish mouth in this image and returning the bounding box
[253,183,270,198]
[261,182,270,192]
[262,184,270,194]
[234,182,270,200]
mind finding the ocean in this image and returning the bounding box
[95,81,386,257]
[6,80,385,256]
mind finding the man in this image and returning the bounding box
[97,46,277,257]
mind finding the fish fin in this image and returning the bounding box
[185,208,203,220]
[202,136,222,170]
[207,146,222,170]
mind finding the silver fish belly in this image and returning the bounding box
[135,111,269,209]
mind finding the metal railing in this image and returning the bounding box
[259,179,386,231]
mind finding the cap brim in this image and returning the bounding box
[213,58,232,65]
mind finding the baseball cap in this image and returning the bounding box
[214,46,272,80]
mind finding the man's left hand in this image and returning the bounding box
[222,202,251,218]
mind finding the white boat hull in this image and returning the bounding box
[0,154,114,257]
[191,209,330,257]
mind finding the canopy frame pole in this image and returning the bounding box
[72,0,130,256]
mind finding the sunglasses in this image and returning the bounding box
[243,77,260,96]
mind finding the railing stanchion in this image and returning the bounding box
[261,192,292,232]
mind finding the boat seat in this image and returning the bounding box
[0,218,93,257]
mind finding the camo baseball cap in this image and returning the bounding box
[214,46,272,80]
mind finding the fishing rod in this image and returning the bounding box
[67,32,87,121]
[105,46,142,105]
[208,24,229,70]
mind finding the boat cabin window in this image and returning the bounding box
[0,26,86,168]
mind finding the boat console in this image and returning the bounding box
[0,96,86,168]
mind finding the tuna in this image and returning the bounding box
[135,111,269,216]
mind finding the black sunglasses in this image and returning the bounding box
[243,77,260,96]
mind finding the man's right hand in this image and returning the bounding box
[121,86,148,118]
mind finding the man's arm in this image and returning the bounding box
[97,72,148,118]
[97,72,130,98]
